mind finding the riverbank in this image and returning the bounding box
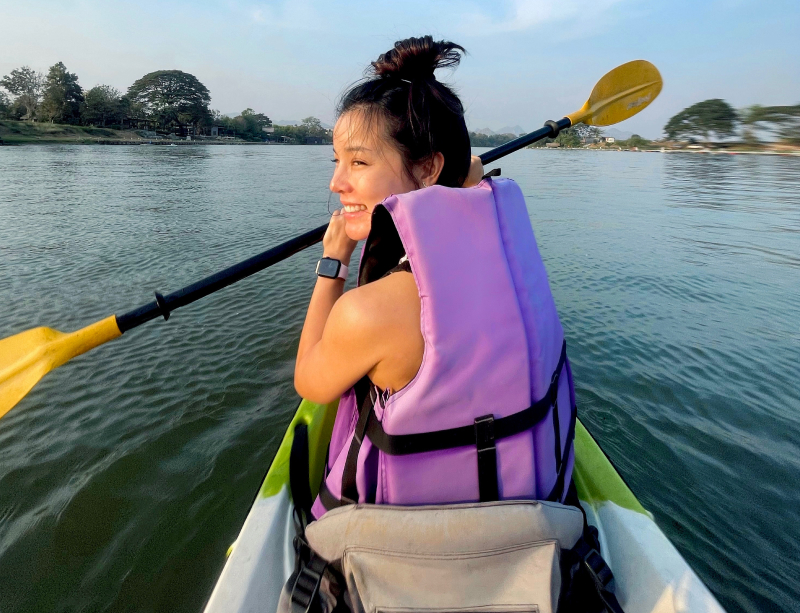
[0,120,147,144]
[0,120,338,145]
[532,144,800,156]
[0,120,267,145]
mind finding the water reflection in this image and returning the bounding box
[0,147,798,613]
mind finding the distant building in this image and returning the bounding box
[262,126,275,133]
[602,136,616,143]
[546,142,561,148]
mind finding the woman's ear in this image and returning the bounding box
[418,152,444,186]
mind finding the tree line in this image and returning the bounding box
[664,99,800,144]
[0,62,330,143]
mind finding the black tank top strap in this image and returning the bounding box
[382,258,411,277]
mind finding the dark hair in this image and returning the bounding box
[337,36,471,188]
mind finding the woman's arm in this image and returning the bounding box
[295,209,376,403]
[294,210,423,403]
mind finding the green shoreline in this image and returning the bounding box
[0,120,289,145]
[3,121,799,154]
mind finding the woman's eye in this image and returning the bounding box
[352,160,365,166]
[331,158,338,163]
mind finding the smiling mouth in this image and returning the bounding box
[342,204,368,213]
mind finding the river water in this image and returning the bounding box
[0,145,798,612]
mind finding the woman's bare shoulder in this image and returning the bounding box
[335,272,420,333]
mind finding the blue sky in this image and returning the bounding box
[1,0,798,138]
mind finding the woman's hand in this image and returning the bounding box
[323,209,358,265]
[462,155,485,188]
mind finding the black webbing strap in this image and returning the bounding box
[552,397,563,470]
[289,423,312,526]
[339,377,375,504]
[572,537,625,613]
[365,341,568,456]
[546,384,577,502]
[288,540,328,613]
[318,479,351,511]
[474,415,499,501]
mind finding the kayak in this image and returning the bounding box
[204,399,725,613]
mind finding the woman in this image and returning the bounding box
[294,36,575,516]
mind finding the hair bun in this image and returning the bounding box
[371,36,465,81]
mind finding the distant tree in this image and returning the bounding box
[273,117,331,143]
[526,125,584,148]
[664,99,739,141]
[627,134,651,147]
[0,66,44,120]
[227,108,272,140]
[743,104,800,144]
[555,127,581,148]
[82,85,124,126]
[0,90,10,119]
[573,123,602,140]
[301,116,325,135]
[40,62,84,124]
[127,70,211,131]
[610,134,652,149]
[470,132,517,147]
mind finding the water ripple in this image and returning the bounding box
[1,146,799,613]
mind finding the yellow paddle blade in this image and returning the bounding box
[566,60,663,127]
[0,315,121,419]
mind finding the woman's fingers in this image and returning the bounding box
[323,209,357,265]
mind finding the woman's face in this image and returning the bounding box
[330,110,418,241]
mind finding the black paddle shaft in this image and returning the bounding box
[116,224,328,332]
[115,117,571,333]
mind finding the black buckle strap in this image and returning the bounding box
[546,392,577,502]
[577,543,615,592]
[572,536,625,613]
[289,549,328,613]
[474,415,499,502]
[339,377,375,504]
[365,341,568,456]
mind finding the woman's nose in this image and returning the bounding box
[330,165,348,194]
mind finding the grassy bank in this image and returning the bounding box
[0,120,147,144]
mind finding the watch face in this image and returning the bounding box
[317,258,340,278]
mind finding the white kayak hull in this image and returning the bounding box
[205,400,725,613]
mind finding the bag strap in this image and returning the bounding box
[571,536,626,613]
[285,538,328,613]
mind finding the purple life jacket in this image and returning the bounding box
[312,178,576,518]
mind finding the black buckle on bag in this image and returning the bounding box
[289,551,327,613]
[575,538,615,593]
[474,415,499,502]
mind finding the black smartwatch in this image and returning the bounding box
[316,257,349,280]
